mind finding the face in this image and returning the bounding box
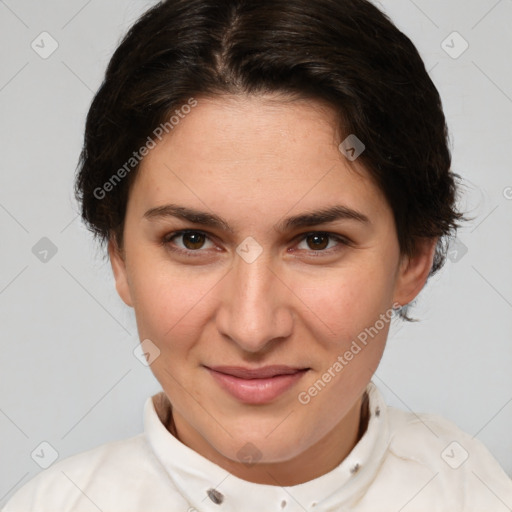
[110,94,436,484]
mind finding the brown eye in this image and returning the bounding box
[163,230,215,254]
[305,233,330,251]
[295,232,349,255]
[181,232,207,250]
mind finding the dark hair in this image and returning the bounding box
[74,0,465,320]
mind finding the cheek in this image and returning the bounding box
[296,264,395,344]
[127,259,217,343]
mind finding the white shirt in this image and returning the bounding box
[3,382,512,512]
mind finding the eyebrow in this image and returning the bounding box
[143,204,370,233]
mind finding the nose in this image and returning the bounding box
[215,249,294,354]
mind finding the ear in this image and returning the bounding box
[393,237,438,307]
[108,238,134,307]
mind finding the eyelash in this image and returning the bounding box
[161,230,351,258]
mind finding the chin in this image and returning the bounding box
[213,431,310,465]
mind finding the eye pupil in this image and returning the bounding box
[307,234,329,251]
[183,232,205,250]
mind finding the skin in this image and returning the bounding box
[109,94,437,486]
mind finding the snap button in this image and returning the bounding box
[206,488,224,504]
[350,463,360,474]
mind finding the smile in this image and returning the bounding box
[205,365,310,404]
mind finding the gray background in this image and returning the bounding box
[1,0,511,506]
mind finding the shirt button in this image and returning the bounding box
[206,488,224,505]
[350,463,360,474]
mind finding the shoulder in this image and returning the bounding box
[382,406,512,510]
[1,434,183,512]
[386,405,503,471]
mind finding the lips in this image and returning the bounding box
[205,365,310,404]
[207,365,308,379]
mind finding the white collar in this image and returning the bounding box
[144,381,389,512]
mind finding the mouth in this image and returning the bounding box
[204,365,310,404]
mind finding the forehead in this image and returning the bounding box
[128,94,391,226]
[151,94,340,165]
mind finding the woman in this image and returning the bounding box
[4,0,512,510]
